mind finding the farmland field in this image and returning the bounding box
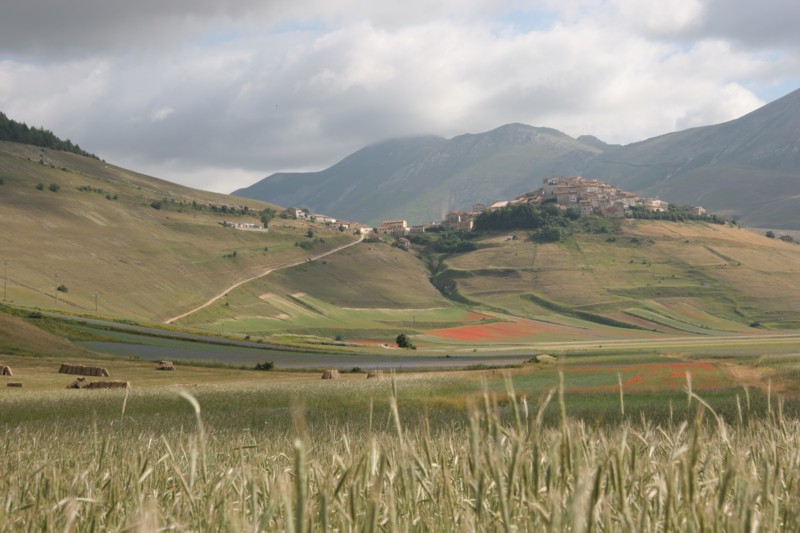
[3,349,800,531]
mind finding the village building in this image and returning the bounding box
[643,198,669,212]
[443,211,476,231]
[409,224,432,233]
[285,207,307,219]
[379,219,409,236]
[310,213,337,224]
[691,205,707,216]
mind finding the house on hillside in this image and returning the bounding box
[443,211,476,231]
[379,219,408,236]
[643,198,669,212]
[286,207,307,219]
[691,205,707,216]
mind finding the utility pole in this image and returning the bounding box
[53,272,59,305]
[3,260,7,301]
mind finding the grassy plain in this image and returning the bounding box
[3,351,800,531]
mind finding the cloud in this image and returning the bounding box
[150,107,175,122]
[0,0,795,193]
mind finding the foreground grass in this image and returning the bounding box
[2,371,800,531]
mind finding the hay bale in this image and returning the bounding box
[68,378,129,389]
[6,382,22,387]
[86,380,129,389]
[366,370,384,380]
[534,354,557,364]
[321,369,340,380]
[0,365,12,376]
[58,364,110,377]
[156,361,175,371]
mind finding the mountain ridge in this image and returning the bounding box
[235,89,800,229]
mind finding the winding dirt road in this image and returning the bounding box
[164,235,364,324]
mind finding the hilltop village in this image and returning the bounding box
[282,176,707,236]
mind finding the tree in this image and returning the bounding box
[765,231,776,239]
[396,333,416,349]
[260,208,277,228]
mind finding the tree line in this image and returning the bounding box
[0,111,97,159]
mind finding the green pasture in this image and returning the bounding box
[442,222,800,332]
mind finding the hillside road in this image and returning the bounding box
[164,234,365,324]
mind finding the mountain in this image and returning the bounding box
[234,124,601,226]
[235,89,800,229]
[584,89,800,228]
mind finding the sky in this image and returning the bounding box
[1,0,799,193]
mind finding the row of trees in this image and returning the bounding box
[628,204,729,224]
[0,112,97,159]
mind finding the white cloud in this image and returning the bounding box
[150,107,175,122]
[0,0,796,193]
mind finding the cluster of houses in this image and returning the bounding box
[283,176,708,238]
[378,176,707,236]
[284,207,372,234]
[218,221,264,230]
[494,176,687,218]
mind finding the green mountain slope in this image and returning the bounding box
[236,89,800,229]
[233,124,600,226]
[585,89,800,228]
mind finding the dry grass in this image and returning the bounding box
[2,377,800,531]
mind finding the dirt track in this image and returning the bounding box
[164,235,364,324]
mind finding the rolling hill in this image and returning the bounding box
[1,112,798,355]
[235,89,800,229]
[0,140,357,323]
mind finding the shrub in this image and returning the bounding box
[35,183,44,190]
[48,183,60,192]
[254,361,274,371]
[56,284,68,293]
[27,311,43,319]
[150,200,162,210]
[396,333,416,349]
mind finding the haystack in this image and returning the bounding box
[0,364,12,376]
[533,354,556,364]
[59,364,110,377]
[321,369,340,380]
[87,381,130,389]
[67,377,129,389]
[156,361,175,371]
[366,370,384,380]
